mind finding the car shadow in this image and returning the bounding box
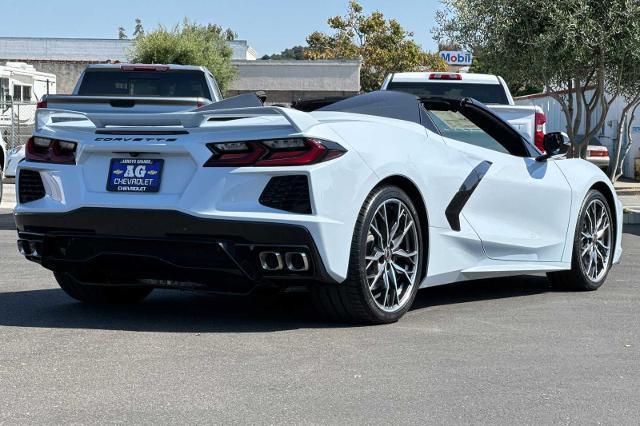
[0,275,554,332]
[0,210,15,231]
[622,224,640,237]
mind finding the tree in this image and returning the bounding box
[205,24,237,41]
[133,18,145,39]
[262,46,307,60]
[129,19,236,91]
[118,27,128,40]
[434,0,640,170]
[306,1,447,92]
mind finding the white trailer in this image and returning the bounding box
[0,62,56,181]
[0,62,56,126]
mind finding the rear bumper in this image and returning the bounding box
[586,157,610,169]
[15,208,337,292]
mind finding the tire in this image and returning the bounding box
[54,272,153,304]
[311,185,425,324]
[547,189,614,291]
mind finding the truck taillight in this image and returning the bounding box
[204,138,346,167]
[429,73,462,80]
[534,111,546,152]
[120,64,170,72]
[36,101,47,109]
[26,136,77,164]
[588,148,609,157]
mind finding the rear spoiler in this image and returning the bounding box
[36,105,320,134]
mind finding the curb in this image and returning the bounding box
[616,189,640,197]
[623,208,640,225]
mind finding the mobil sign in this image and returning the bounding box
[439,51,473,66]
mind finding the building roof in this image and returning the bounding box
[0,37,255,62]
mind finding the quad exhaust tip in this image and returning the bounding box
[285,252,309,272]
[18,240,41,257]
[259,251,284,271]
[259,251,309,272]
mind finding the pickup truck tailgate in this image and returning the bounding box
[488,105,537,142]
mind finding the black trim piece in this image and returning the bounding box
[15,208,336,285]
[445,161,492,231]
[18,170,46,204]
[95,130,188,135]
[259,175,311,214]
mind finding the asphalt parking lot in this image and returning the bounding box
[0,204,639,424]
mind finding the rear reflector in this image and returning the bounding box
[429,73,463,80]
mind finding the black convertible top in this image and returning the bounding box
[318,90,424,125]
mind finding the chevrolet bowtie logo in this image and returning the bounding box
[112,169,124,175]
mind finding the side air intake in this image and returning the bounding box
[259,175,311,214]
[18,170,46,203]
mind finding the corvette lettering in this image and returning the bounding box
[94,137,177,142]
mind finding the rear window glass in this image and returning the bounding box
[78,70,210,99]
[387,82,509,105]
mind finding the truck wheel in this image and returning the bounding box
[54,272,153,304]
[547,190,614,291]
[311,185,424,324]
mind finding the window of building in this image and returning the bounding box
[12,85,33,102]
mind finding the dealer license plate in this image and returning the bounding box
[107,158,164,193]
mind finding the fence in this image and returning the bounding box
[0,102,38,151]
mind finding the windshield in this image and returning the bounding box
[78,70,210,99]
[387,82,509,105]
[426,109,510,154]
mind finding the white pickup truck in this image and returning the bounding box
[41,64,224,113]
[381,72,546,151]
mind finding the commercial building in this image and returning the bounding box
[0,37,361,102]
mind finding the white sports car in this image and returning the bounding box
[15,91,622,324]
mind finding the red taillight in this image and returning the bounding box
[36,100,47,109]
[204,138,346,167]
[534,111,546,152]
[588,148,609,157]
[120,64,170,72]
[26,137,77,164]
[429,73,462,80]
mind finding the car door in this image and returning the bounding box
[427,100,572,262]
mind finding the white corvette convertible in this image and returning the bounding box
[15,91,622,324]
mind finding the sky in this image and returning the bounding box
[0,0,443,56]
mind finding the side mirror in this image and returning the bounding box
[536,132,570,162]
